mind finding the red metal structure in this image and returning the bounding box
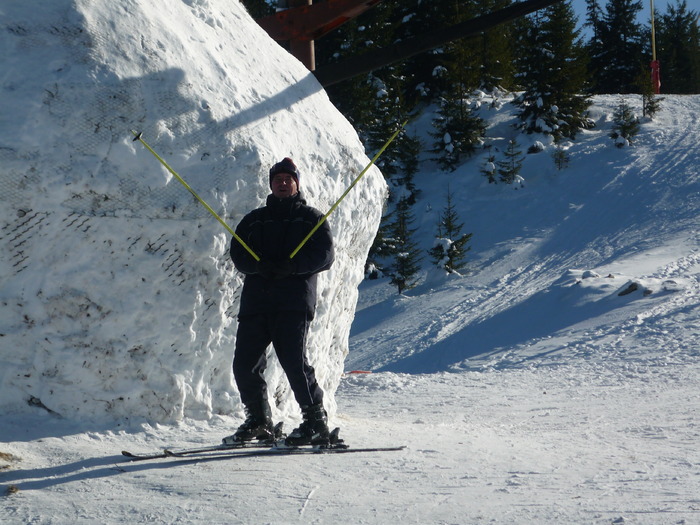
[257,0,384,71]
[651,60,661,94]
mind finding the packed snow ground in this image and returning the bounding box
[2,362,698,524]
[2,0,700,523]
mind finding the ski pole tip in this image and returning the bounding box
[132,131,143,142]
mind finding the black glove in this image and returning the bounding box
[271,258,296,279]
[256,259,296,279]
[256,259,277,279]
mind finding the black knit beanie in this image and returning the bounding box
[269,157,299,187]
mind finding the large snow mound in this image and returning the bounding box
[0,0,385,423]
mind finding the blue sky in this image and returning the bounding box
[571,0,678,39]
[572,0,677,26]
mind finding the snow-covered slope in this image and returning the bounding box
[0,0,385,423]
[349,94,700,376]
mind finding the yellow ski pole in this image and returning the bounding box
[288,121,407,260]
[131,131,260,261]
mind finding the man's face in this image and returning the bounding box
[271,172,299,199]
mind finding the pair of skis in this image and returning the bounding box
[121,425,404,462]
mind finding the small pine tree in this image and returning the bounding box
[431,95,486,171]
[610,99,641,147]
[635,66,664,119]
[642,91,663,120]
[393,130,422,204]
[387,197,422,294]
[497,139,525,185]
[552,145,571,170]
[428,187,472,274]
[365,203,395,280]
[512,4,592,141]
[365,224,389,280]
[480,152,498,183]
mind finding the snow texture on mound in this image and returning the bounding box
[0,0,385,424]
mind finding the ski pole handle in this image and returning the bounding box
[288,121,407,260]
[131,131,260,261]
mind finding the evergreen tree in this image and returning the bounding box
[593,0,646,93]
[364,77,421,195]
[365,207,393,280]
[480,151,498,183]
[513,2,592,141]
[610,99,641,146]
[497,139,525,185]
[656,0,700,93]
[634,66,664,118]
[584,0,604,91]
[430,94,486,171]
[426,2,487,173]
[440,1,479,95]
[314,1,422,204]
[393,129,422,204]
[428,186,472,274]
[585,0,605,50]
[392,0,460,102]
[552,145,571,170]
[388,0,518,101]
[239,0,274,18]
[387,197,422,294]
[473,0,517,92]
[317,1,403,141]
[431,1,516,97]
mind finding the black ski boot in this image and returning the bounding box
[222,401,274,445]
[285,403,330,447]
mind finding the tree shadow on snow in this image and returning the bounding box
[378,276,653,374]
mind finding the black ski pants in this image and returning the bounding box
[233,311,324,409]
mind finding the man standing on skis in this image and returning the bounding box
[225,157,334,447]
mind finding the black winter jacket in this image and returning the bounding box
[230,192,334,319]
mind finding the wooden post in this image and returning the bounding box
[650,0,660,93]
